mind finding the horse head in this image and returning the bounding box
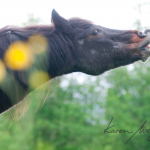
[52,9,150,76]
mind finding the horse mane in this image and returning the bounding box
[0,18,93,77]
[0,17,92,50]
[0,25,53,54]
[0,24,74,77]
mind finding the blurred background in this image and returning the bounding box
[0,0,150,149]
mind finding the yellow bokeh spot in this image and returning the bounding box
[29,71,50,89]
[4,41,33,70]
[0,60,6,83]
[28,34,48,54]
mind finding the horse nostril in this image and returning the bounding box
[138,31,147,38]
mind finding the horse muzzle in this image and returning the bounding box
[138,30,150,62]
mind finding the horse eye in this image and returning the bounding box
[92,29,99,36]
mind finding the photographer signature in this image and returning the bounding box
[103,118,150,144]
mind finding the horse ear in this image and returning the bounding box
[51,9,73,34]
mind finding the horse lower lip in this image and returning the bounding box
[140,46,150,51]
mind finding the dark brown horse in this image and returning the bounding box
[0,9,150,114]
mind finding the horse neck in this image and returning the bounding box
[46,30,74,78]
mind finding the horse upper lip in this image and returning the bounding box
[139,33,150,50]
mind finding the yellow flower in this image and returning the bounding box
[28,34,48,54]
[4,41,33,70]
[29,71,50,89]
[0,60,6,83]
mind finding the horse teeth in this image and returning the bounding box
[148,44,150,50]
[145,44,150,50]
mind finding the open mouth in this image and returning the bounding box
[137,32,150,61]
[140,42,150,51]
[139,33,150,52]
[146,44,150,50]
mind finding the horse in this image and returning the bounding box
[0,9,150,114]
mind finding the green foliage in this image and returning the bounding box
[104,62,150,149]
[0,77,106,150]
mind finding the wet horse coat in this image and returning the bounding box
[0,9,150,114]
